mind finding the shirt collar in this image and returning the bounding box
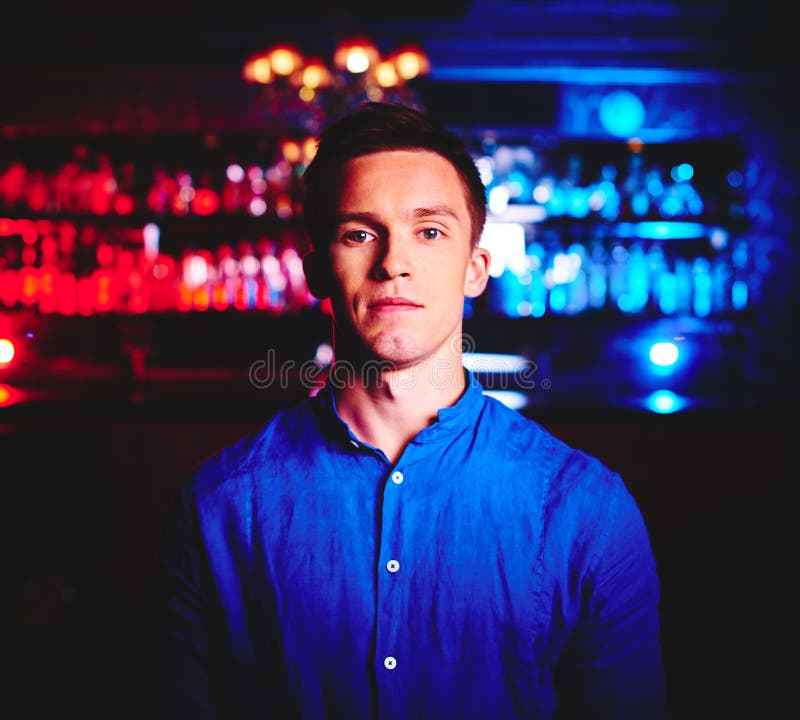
[313,368,486,448]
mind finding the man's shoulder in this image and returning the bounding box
[182,395,321,498]
[480,393,622,493]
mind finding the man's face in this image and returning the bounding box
[310,149,490,371]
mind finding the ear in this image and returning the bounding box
[302,249,331,300]
[464,244,491,298]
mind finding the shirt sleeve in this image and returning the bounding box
[554,475,670,720]
[147,480,218,719]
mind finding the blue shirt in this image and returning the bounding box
[149,370,668,719]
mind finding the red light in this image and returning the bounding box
[57,272,77,315]
[129,291,149,314]
[0,383,24,406]
[212,282,229,311]
[77,276,94,316]
[0,269,18,307]
[95,270,114,312]
[233,280,248,311]
[178,284,192,312]
[19,267,39,306]
[0,338,15,366]
[39,267,59,314]
[193,286,210,311]
[18,219,37,245]
[113,193,135,215]
[97,243,115,267]
[192,188,220,216]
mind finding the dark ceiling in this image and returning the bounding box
[1,0,793,73]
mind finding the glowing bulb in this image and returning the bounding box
[346,48,370,73]
[649,341,679,367]
[271,46,301,76]
[301,60,331,89]
[248,57,272,84]
[394,47,430,80]
[376,61,399,87]
[0,338,16,364]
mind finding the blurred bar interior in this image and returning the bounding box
[0,1,795,718]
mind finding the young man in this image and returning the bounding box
[150,102,669,719]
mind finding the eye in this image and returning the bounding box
[420,227,442,240]
[343,229,376,245]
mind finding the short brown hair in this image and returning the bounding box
[301,101,487,249]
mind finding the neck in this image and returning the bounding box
[332,352,466,465]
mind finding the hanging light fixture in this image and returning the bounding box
[242,37,430,136]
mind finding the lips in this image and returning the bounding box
[368,296,423,310]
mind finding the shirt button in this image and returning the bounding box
[391,471,404,484]
[383,656,397,670]
[386,559,400,573]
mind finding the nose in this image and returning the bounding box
[371,234,411,281]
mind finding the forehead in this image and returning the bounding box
[335,150,470,213]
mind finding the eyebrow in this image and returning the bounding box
[412,205,459,220]
[334,206,460,225]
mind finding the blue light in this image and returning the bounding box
[649,341,679,367]
[658,196,682,218]
[549,285,567,313]
[732,279,748,310]
[616,294,634,313]
[658,273,677,314]
[631,191,650,217]
[431,66,737,86]
[644,390,689,414]
[727,170,744,188]
[566,188,591,218]
[671,163,695,182]
[598,90,646,138]
[634,221,706,240]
